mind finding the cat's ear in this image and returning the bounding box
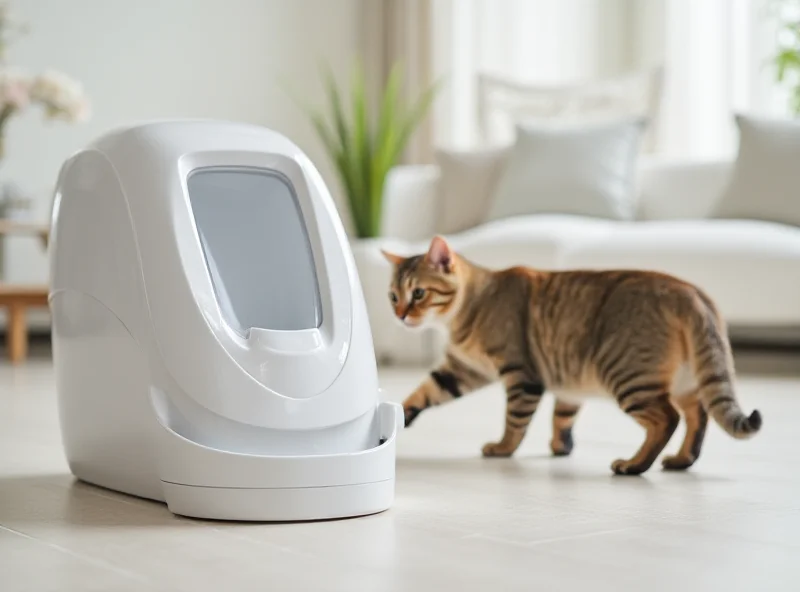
[425,235,453,273]
[381,249,405,266]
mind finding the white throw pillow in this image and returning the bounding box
[434,146,510,234]
[714,114,800,227]
[487,118,646,222]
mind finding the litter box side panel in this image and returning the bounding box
[50,151,163,501]
[51,292,163,501]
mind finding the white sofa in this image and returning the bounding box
[352,158,800,366]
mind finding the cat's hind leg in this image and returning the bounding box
[662,392,708,470]
[482,366,545,458]
[550,399,581,457]
[612,383,680,475]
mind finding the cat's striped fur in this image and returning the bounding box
[382,236,762,475]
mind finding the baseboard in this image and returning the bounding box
[729,326,800,349]
[2,325,799,360]
[0,330,52,341]
[376,325,800,369]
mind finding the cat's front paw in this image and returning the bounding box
[611,458,646,476]
[550,439,573,457]
[404,405,423,427]
[550,427,574,457]
[482,442,514,458]
[661,454,696,471]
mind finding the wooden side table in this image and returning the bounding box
[0,285,49,363]
[0,219,50,248]
[0,220,51,364]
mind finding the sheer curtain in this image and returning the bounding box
[431,0,635,149]
[363,0,436,164]
[426,0,785,158]
[657,0,784,159]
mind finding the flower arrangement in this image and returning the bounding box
[0,1,89,159]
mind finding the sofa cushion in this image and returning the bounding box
[449,214,617,270]
[434,146,510,235]
[637,158,732,220]
[560,219,800,324]
[714,114,800,227]
[487,118,647,223]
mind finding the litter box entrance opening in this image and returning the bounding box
[187,166,323,336]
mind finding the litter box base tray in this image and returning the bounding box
[154,401,404,522]
[162,479,395,522]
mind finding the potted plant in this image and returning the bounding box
[299,62,438,240]
[771,0,800,115]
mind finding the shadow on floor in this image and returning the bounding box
[0,473,180,527]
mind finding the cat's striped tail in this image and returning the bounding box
[688,295,762,439]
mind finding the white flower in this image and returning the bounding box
[30,69,90,122]
[0,68,32,110]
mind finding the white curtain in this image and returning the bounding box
[363,0,436,164]
[657,0,785,159]
[428,0,786,158]
[431,0,635,149]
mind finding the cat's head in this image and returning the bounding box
[381,236,461,329]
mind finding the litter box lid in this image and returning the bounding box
[82,121,370,422]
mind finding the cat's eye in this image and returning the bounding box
[412,288,426,300]
[389,292,399,304]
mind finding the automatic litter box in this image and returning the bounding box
[49,121,404,521]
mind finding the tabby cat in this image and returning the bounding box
[382,236,762,475]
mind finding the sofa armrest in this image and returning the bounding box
[380,165,441,241]
[637,157,733,220]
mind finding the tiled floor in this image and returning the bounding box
[1,345,799,591]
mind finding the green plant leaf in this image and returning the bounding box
[324,63,372,235]
[369,63,404,233]
[791,83,800,116]
[389,78,442,167]
[374,62,403,157]
[322,64,349,153]
[349,60,373,235]
[309,111,338,158]
[775,48,800,81]
[296,60,441,237]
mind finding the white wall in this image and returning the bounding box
[3,0,365,291]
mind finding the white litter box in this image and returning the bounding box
[49,121,403,522]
